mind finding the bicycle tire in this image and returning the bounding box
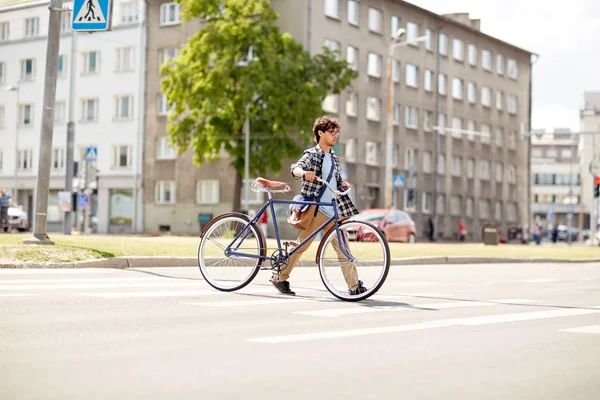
[198,213,266,292]
[318,220,391,301]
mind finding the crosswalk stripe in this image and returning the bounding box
[294,299,540,318]
[249,306,600,343]
[0,277,170,284]
[0,269,115,275]
[0,293,39,297]
[183,297,330,307]
[524,279,560,283]
[0,282,208,290]
[558,325,600,334]
[80,290,214,298]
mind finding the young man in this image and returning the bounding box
[0,189,11,233]
[270,116,367,296]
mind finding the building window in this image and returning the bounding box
[439,33,448,55]
[404,64,417,87]
[452,39,464,61]
[466,198,474,217]
[424,110,433,132]
[438,73,447,95]
[452,78,463,100]
[437,153,445,175]
[494,201,502,220]
[54,101,65,123]
[436,195,445,214]
[407,22,419,44]
[116,47,135,71]
[121,1,139,23]
[18,149,33,171]
[468,44,477,66]
[482,50,492,71]
[111,145,132,168]
[479,199,490,219]
[451,117,462,138]
[346,45,358,70]
[197,180,219,204]
[325,0,339,18]
[80,98,98,122]
[322,94,339,113]
[109,189,134,225]
[437,113,446,135]
[508,95,517,114]
[481,87,492,107]
[365,141,378,165]
[496,54,505,75]
[393,104,400,125]
[496,163,503,182]
[83,51,99,74]
[158,94,169,115]
[347,0,359,25]
[480,160,490,180]
[0,21,9,41]
[508,59,518,79]
[160,2,181,26]
[404,148,415,170]
[422,151,432,173]
[392,60,400,83]
[425,29,433,51]
[424,69,433,91]
[467,120,476,141]
[496,91,504,110]
[155,181,176,204]
[52,148,64,170]
[20,59,35,81]
[366,97,381,121]
[24,17,39,37]
[367,52,382,77]
[496,127,504,147]
[60,11,71,32]
[368,7,382,33]
[0,61,5,84]
[159,47,180,67]
[156,136,177,159]
[508,132,517,149]
[405,106,418,129]
[345,138,356,162]
[114,95,133,119]
[19,104,33,125]
[422,192,431,213]
[452,156,462,176]
[508,165,516,184]
[390,16,399,38]
[450,195,461,216]
[507,202,517,221]
[324,39,341,59]
[404,189,416,212]
[346,92,358,116]
[57,55,66,77]
[466,158,475,179]
[467,82,476,103]
[481,124,491,144]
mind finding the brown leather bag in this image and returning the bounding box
[288,202,318,230]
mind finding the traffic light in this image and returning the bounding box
[594,177,600,198]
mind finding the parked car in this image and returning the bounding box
[7,206,29,232]
[348,208,416,243]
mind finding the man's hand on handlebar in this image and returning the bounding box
[303,171,317,181]
[341,181,352,190]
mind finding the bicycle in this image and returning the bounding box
[197,177,391,301]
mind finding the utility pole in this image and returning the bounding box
[63,27,77,235]
[244,108,250,213]
[432,26,442,241]
[384,38,396,210]
[23,0,63,245]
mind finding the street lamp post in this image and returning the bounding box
[385,29,427,209]
[6,85,20,205]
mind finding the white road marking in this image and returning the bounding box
[294,299,540,318]
[0,277,169,284]
[184,297,328,307]
[559,325,600,334]
[249,306,600,343]
[0,282,209,290]
[524,279,560,283]
[0,269,115,275]
[81,290,214,298]
[0,293,39,297]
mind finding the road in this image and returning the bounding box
[1,263,599,400]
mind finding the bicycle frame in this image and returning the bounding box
[224,193,354,263]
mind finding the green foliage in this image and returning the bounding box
[160,0,358,180]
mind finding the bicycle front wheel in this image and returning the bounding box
[318,220,390,301]
[198,213,266,291]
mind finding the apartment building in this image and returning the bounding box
[530,129,587,230]
[579,91,600,230]
[143,0,533,240]
[0,0,144,233]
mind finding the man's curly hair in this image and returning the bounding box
[313,116,340,144]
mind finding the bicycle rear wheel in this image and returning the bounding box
[198,213,266,291]
[317,220,390,301]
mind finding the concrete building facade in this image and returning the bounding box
[0,0,145,233]
[142,0,533,241]
[579,91,600,231]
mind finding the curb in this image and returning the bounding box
[1,256,600,269]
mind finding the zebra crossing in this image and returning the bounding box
[1,267,599,341]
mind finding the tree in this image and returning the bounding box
[160,0,358,212]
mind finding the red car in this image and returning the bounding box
[348,208,417,243]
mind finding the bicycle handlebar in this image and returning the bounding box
[316,177,352,197]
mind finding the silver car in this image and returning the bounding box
[7,206,29,232]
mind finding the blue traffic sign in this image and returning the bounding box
[72,0,114,32]
[77,193,90,209]
[393,175,405,189]
[85,146,97,161]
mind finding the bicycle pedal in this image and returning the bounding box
[283,241,298,248]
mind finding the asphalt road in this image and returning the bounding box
[1,263,599,400]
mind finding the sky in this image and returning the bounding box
[408,0,600,132]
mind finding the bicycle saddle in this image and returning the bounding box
[256,177,288,189]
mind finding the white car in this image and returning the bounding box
[7,206,29,232]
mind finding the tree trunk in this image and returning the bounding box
[233,171,242,213]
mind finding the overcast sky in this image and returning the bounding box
[409,0,600,132]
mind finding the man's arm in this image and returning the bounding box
[292,167,316,181]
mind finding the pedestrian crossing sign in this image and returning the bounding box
[72,0,113,32]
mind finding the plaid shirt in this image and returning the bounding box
[290,144,359,219]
